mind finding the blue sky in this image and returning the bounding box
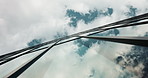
[0,0,148,78]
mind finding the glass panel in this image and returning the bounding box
[0,50,43,78]
[19,39,147,78]
[0,0,148,78]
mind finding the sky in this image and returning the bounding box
[0,0,148,78]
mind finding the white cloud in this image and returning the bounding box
[0,0,148,78]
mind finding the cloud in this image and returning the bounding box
[0,0,148,78]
